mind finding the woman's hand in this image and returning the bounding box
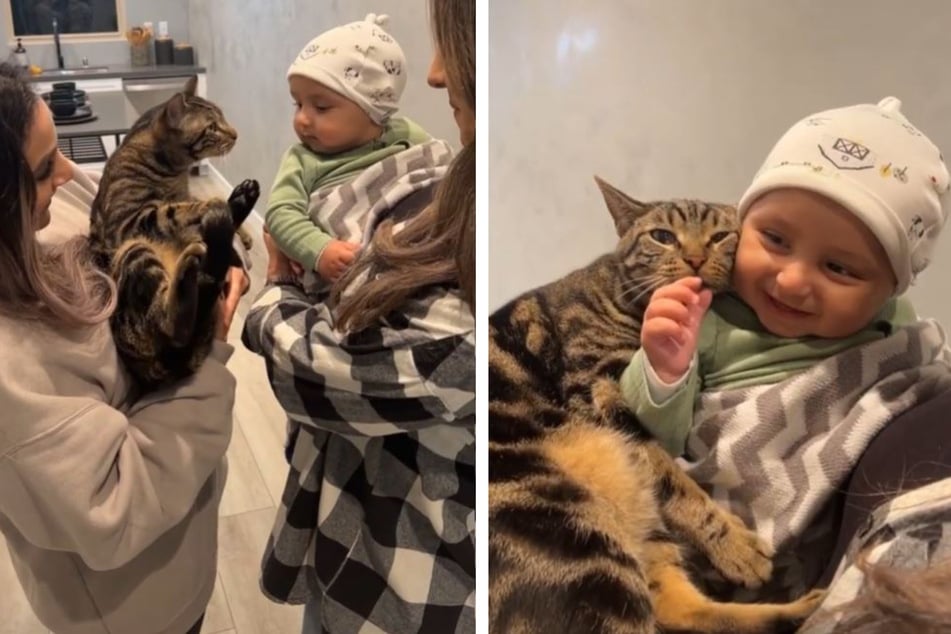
[640,276,712,384]
[215,266,250,341]
[263,226,294,280]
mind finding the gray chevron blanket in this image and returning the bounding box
[299,138,454,296]
[680,318,951,598]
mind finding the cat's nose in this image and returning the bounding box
[685,256,706,271]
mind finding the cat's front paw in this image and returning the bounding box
[228,179,260,225]
[704,513,773,589]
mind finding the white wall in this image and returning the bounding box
[187,0,458,214]
[489,0,951,329]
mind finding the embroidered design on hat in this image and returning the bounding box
[819,137,875,170]
[369,87,395,103]
[300,43,320,60]
[777,160,825,174]
[344,66,359,80]
[880,163,909,183]
[383,60,401,75]
[908,215,926,241]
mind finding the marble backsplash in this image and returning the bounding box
[489,0,951,328]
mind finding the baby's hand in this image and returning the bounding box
[316,240,360,281]
[641,277,713,384]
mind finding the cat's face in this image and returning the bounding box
[135,77,238,161]
[595,177,738,306]
[168,94,238,160]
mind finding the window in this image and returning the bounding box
[6,0,125,38]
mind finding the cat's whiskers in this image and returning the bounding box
[619,274,667,306]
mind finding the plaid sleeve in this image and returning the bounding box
[241,283,475,436]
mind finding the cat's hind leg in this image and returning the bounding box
[198,203,236,285]
[109,238,195,385]
[644,540,825,633]
[642,442,774,588]
[165,242,206,347]
[635,444,826,632]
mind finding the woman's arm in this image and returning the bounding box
[242,283,474,436]
[0,346,235,571]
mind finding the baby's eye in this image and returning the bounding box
[761,230,784,246]
[650,229,679,246]
[827,261,854,278]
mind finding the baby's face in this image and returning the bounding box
[732,188,896,338]
[289,75,382,154]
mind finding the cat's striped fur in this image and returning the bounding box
[489,177,824,633]
[89,76,258,389]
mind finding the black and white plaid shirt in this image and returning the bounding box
[242,142,475,633]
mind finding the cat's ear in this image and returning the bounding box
[164,94,187,130]
[594,176,651,237]
[183,75,198,97]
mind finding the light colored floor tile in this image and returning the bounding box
[219,412,274,517]
[201,573,235,634]
[217,508,304,634]
[227,343,294,504]
[225,242,297,506]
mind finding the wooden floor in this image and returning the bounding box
[0,171,305,633]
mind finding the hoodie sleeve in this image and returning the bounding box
[0,344,235,571]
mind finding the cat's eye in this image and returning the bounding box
[709,231,732,244]
[649,229,679,246]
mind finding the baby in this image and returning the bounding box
[623,96,949,456]
[618,95,951,599]
[266,13,430,282]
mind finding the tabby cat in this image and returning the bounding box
[488,177,825,633]
[89,75,259,389]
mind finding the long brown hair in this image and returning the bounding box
[825,552,951,633]
[332,0,475,332]
[0,63,115,329]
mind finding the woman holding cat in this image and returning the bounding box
[241,1,475,632]
[0,63,246,634]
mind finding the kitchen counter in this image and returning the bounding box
[54,91,138,139]
[28,64,206,82]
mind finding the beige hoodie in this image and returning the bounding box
[1,164,235,633]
